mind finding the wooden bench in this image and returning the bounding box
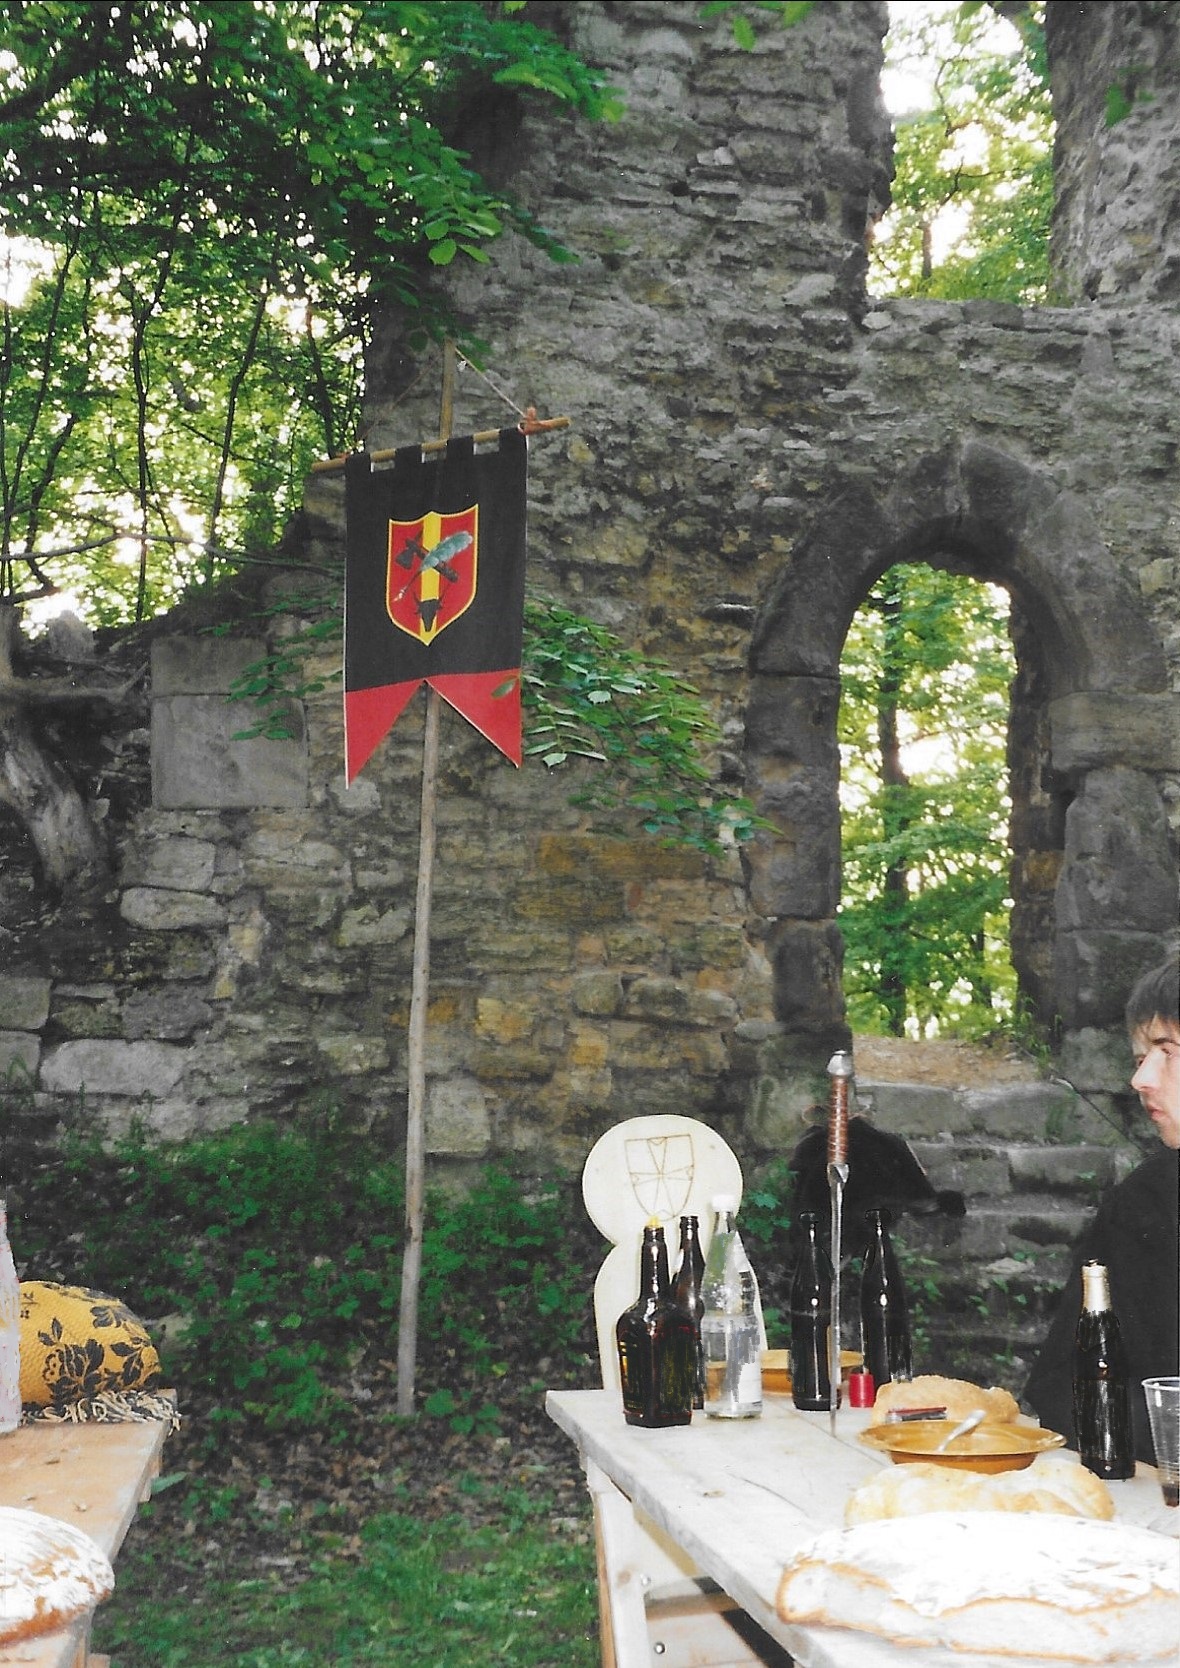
[0,1412,173,1668]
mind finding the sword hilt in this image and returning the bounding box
[826,1050,853,1168]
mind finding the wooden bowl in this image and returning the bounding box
[761,1349,863,1395]
[858,1419,1065,1474]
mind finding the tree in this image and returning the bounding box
[871,0,1052,303]
[0,0,618,886]
[838,565,1016,1037]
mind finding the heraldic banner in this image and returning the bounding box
[343,427,527,783]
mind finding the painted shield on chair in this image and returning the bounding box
[386,505,478,647]
[624,1134,695,1224]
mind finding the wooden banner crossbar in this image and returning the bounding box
[313,414,569,474]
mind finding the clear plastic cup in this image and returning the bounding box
[1142,1377,1180,1507]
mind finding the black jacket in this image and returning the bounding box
[1023,1146,1180,1465]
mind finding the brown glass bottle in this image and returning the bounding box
[616,1222,695,1428]
[672,1214,706,1409]
[1073,1261,1134,1481]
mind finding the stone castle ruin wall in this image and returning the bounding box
[1,2,1177,1368]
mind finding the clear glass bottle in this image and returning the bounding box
[672,1214,705,1410]
[700,1194,762,1419]
[615,1221,695,1428]
[789,1211,833,1411]
[859,1207,913,1389]
[0,1199,20,1434]
[1073,1260,1133,1480]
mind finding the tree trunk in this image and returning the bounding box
[0,605,109,891]
[877,581,912,1037]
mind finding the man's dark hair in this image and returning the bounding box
[1125,955,1180,1033]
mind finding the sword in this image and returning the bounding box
[826,1049,853,1437]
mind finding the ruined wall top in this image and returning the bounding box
[1047,0,1180,304]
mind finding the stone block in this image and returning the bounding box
[40,1040,186,1097]
[572,972,625,1017]
[0,976,51,1032]
[1049,692,1180,772]
[858,1082,964,1139]
[1008,1144,1115,1193]
[1055,768,1177,931]
[744,675,841,767]
[120,889,228,931]
[906,1139,1009,1198]
[120,836,217,892]
[475,998,535,1043]
[1058,1027,1136,1094]
[426,1076,491,1156]
[336,906,412,947]
[959,1082,1077,1140]
[1055,930,1172,1030]
[152,695,308,810]
[536,834,704,881]
[152,636,268,695]
[315,1035,391,1075]
[0,1033,39,1077]
[766,921,845,1032]
[122,989,214,1042]
[744,778,840,917]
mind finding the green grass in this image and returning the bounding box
[96,1505,598,1668]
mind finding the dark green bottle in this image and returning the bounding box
[616,1222,696,1428]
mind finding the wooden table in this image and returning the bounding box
[546,1387,1177,1668]
[0,1415,173,1668]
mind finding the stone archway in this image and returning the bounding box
[744,440,1179,1061]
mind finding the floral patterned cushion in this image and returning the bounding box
[18,1282,161,1409]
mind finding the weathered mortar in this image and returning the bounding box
[0,4,1176,1380]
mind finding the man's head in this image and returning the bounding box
[1126,955,1180,1150]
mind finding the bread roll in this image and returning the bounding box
[777,1512,1179,1662]
[846,1448,1115,1524]
[0,1505,114,1644]
[868,1373,1021,1426]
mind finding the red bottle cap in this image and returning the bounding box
[848,1367,875,1407]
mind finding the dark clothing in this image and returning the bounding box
[1024,1146,1180,1465]
[787,1117,965,1262]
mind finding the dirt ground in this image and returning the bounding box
[852,1034,1043,1089]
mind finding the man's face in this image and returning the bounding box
[1130,1018,1180,1150]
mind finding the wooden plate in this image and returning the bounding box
[859,1419,1065,1474]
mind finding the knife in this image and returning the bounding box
[826,1049,853,1438]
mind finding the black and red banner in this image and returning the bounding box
[343,428,527,782]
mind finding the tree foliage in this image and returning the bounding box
[0,1,617,620]
[871,0,1052,303]
[838,565,1016,1037]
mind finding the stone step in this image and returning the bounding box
[858,1077,1127,1147]
[906,1139,1120,1201]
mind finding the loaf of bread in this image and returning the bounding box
[0,1506,114,1644]
[868,1373,1021,1426]
[845,1448,1115,1524]
[777,1512,1179,1662]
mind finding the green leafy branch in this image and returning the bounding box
[224,593,761,856]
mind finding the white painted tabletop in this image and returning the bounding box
[546,1387,1178,1668]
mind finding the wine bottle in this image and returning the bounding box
[789,1211,833,1411]
[615,1221,696,1428]
[672,1214,705,1410]
[860,1207,913,1389]
[0,1199,19,1435]
[1073,1260,1133,1480]
[700,1194,762,1419]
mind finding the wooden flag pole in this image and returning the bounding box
[395,341,455,1417]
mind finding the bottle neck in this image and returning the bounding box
[1081,1260,1112,1314]
[642,1229,670,1301]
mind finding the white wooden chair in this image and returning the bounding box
[581,1115,792,1668]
